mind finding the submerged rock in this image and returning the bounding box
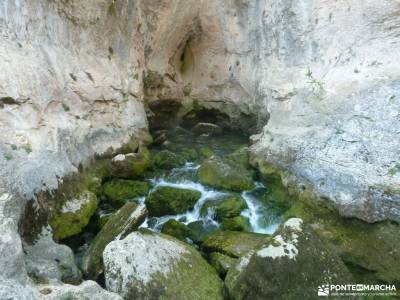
[110,145,151,179]
[221,216,251,232]
[192,122,222,136]
[187,220,219,244]
[145,186,201,217]
[198,156,255,191]
[49,191,98,241]
[161,219,192,242]
[151,150,186,169]
[103,230,224,299]
[102,179,149,206]
[225,218,353,300]
[82,203,147,279]
[200,195,248,221]
[202,230,270,258]
[25,231,81,284]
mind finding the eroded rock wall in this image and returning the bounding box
[249,0,400,223]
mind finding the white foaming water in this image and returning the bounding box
[141,163,281,234]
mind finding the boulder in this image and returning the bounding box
[187,220,218,244]
[192,122,222,136]
[0,280,37,300]
[221,216,251,232]
[82,203,147,279]
[200,195,248,221]
[24,231,81,284]
[286,200,400,285]
[202,230,270,258]
[103,230,224,299]
[225,218,353,300]
[145,186,201,217]
[151,150,186,169]
[37,280,122,300]
[110,145,151,179]
[161,219,192,242]
[208,252,237,277]
[102,179,149,206]
[49,191,98,241]
[197,156,255,192]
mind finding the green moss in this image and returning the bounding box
[200,195,248,221]
[143,70,163,89]
[208,252,237,277]
[187,220,218,244]
[11,144,17,150]
[145,186,201,217]
[151,150,186,170]
[202,230,270,258]
[103,179,149,206]
[221,216,251,232]
[197,156,255,192]
[110,146,151,179]
[161,219,191,242]
[119,230,224,299]
[82,202,146,279]
[49,191,98,241]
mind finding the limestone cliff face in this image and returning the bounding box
[0,0,399,296]
[248,0,400,223]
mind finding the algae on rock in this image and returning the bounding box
[145,186,201,217]
[102,179,150,206]
[198,156,255,191]
[82,202,147,279]
[49,191,99,241]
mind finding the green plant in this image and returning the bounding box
[306,68,325,99]
[62,103,70,112]
[335,128,345,134]
[4,153,13,160]
[11,144,17,150]
[133,73,139,80]
[388,164,400,176]
[21,143,32,154]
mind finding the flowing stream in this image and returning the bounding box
[140,162,282,234]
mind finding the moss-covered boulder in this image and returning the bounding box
[103,230,224,299]
[221,216,251,232]
[202,230,271,258]
[49,191,98,241]
[145,186,201,217]
[102,179,149,206]
[187,220,218,244]
[110,145,151,179]
[200,195,248,221]
[82,203,147,279]
[208,252,237,277]
[151,150,186,169]
[226,146,252,170]
[197,156,255,191]
[161,219,191,242]
[225,218,353,300]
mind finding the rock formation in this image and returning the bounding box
[0,0,399,297]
